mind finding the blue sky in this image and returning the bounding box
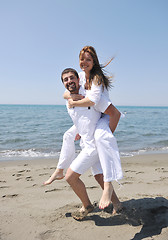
[0,0,168,106]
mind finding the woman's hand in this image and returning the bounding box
[71,94,84,101]
[68,99,74,108]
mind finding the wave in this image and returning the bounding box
[1,145,168,161]
[2,138,28,144]
[154,140,168,145]
[0,149,59,160]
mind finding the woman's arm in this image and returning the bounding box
[63,90,85,101]
[68,82,103,108]
[86,80,103,105]
[68,97,95,108]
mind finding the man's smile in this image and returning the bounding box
[66,82,77,92]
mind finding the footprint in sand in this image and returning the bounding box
[50,167,56,170]
[122,181,133,185]
[2,194,18,198]
[25,176,33,181]
[86,186,99,189]
[0,186,10,189]
[155,167,165,172]
[16,178,23,181]
[136,171,144,174]
[16,173,23,177]
[17,170,26,173]
[45,188,62,193]
[12,173,23,177]
[125,177,134,180]
[39,173,49,176]
[125,170,136,173]
[26,184,37,188]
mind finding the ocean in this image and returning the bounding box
[0,104,168,161]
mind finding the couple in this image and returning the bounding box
[44,46,123,220]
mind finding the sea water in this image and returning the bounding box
[0,104,168,161]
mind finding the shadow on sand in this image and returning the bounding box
[87,197,168,240]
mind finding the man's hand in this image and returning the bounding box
[75,134,81,141]
[68,99,74,108]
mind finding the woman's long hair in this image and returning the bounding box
[79,46,113,90]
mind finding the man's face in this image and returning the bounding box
[62,72,80,94]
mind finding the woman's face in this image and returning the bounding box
[79,52,94,74]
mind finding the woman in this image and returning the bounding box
[67,46,123,210]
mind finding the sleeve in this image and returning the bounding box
[86,82,103,104]
[94,94,111,113]
[78,71,85,86]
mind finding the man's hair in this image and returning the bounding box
[61,68,79,82]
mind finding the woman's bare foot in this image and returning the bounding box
[99,182,113,209]
[43,168,64,185]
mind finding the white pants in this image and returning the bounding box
[94,115,123,182]
[57,115,123,181]
[57,125,78,169]
[57,125,103,176]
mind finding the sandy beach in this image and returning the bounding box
[0,153,168,240]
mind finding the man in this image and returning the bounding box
[44,68,122,220]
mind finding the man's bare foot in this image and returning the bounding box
[43,169,64,185]
[99,182,113,209]
[112,202,123,215]
[72,204,94,221]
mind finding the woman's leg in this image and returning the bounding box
[94,174,122,213]
[94,116,123,208]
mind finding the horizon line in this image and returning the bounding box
[0,103,168,107]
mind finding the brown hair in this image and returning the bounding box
[79,46,113,89]
[61,68,79,82]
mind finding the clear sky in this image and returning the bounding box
[0,0,168,106]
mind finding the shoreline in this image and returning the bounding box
[0,151,168,165]
[0,153,168,240]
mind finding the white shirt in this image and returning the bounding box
[78,71,111,113]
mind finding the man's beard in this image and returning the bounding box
[67,82,79,94]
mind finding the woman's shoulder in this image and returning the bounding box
[78,71,85,78]
[78,71,85,85]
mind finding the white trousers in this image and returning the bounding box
[57,125,103,176]
[94,115,123,182]
[57,115,123,182]
[57,125,78,169]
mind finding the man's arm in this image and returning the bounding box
[63,90,71,99]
